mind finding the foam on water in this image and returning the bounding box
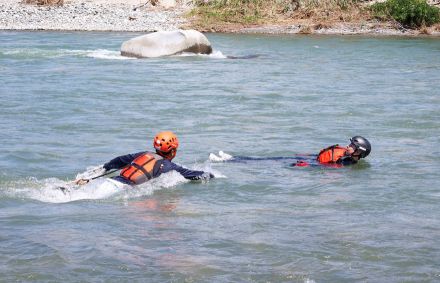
[1,177,121,204]
[172,50,227,59]
[0,48,241,60]
[208,50,227,59]
[90,49,228,60]
[209,151,234,162]
[1,161,221,204]
[1,174,187,204]
[191,158,228,178]
[86,49,135,60]
[0,48,133,60]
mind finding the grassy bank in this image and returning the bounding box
[372,0,440,28]
[188,0,440,33]
[189,0,369,30]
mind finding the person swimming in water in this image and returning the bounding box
[296,136,371,167]
[75,131,214,186]
[209,136,371,168]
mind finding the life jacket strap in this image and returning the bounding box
[125,157,154,181]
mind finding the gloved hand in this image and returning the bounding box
[200,172,215,180]
[75,164,107,182]
[74,179,90,185]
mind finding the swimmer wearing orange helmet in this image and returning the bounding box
[75,131,214,185]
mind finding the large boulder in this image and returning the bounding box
[120,30,212,58]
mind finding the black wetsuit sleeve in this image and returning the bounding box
[337,155,358,166]
[161,160,206,180]
[103,151,146,170]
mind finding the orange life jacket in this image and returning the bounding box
[317,145,348,163]
[120,152,163,184]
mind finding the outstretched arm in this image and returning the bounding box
[164,161,214,180]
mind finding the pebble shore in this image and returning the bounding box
[239,22,426,36]
[1,0,439,35]
[0,1,188,31]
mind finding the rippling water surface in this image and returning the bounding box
[1,31,439,282]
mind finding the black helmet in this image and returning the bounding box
[349,136,371,158]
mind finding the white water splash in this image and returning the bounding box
[86,49,135,60]
[172,50,227,59]
[2,177,122,204]
[209,151,234,162]
[1,160,222,203]
[203,50,227,59]
[1,174,185,204]
[1,47,230,60]
[116,171,186,200]
[1,48,133,60]
[90,49,227,60]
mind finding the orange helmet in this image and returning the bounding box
[153,131,179,160]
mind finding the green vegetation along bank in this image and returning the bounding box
[187,0,440,35]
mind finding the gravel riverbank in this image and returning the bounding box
[1,0,439,35]
[0,0,189,31]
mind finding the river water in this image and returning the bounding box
[1,31,439,282]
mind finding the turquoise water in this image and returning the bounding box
[1,31,440,282]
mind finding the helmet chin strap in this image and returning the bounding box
[349,143,366,158]
[353,149,366,159]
